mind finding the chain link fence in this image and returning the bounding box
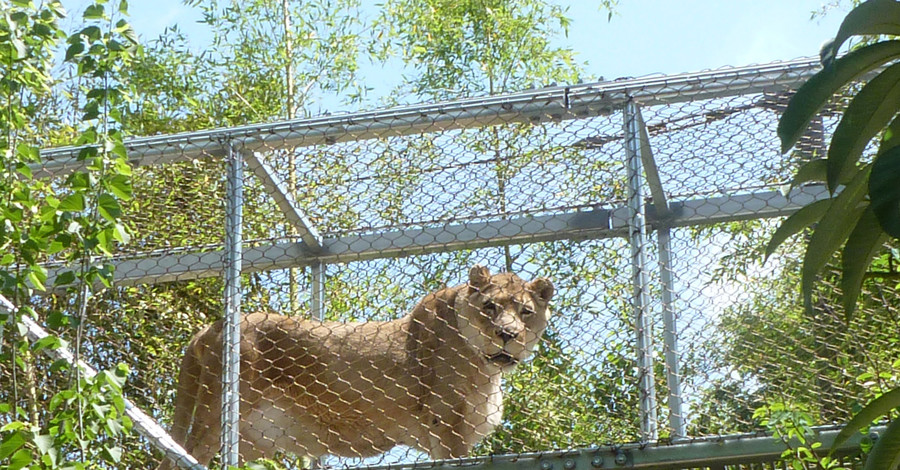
[6,57,892,469]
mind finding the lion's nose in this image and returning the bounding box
[496,327,519,344]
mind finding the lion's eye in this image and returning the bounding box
[521,307,535,317]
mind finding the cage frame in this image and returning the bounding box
[17,56,857,469]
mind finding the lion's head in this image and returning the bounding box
[455,265,555,372]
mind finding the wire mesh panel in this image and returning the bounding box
[16,57,895,470]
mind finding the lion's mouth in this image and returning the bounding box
[486,351,519,366]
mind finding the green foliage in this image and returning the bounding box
[753,401,840,470]
[1,0,632,466]
[376,0,581,100]
[0,0,137,467]
[773,2,900,470]
[773,0,900,317]
[831,389,900,455]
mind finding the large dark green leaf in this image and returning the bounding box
[831,388,900,456]
[779,40,900,153]
[870,145,900,236]
[841,204,888,316]
[865,415,900,470]
[802,164,871,312]
[822,0,900,66]
[765,198,832,260]
[828,62,900,191]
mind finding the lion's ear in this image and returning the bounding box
[528,278,555,304]
[468,265,492,292]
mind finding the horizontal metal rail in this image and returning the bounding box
[610,184,829,229]
[43,208,613,291]
[32,58,820,179]
[369,424,877,470]
[42,184,829,291]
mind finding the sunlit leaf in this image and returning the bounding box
[97,193,122,222]
[802,164,871,312]
[778,40,900,153]
[8,448,32,470]
[821,0,900,66]
[27,268,46,291]
[0,432,25,460]
[865,416,900,470]
[10,37,27,60]
[765,198,832,261]
[827,62,900,191]
[831,387,900,455]
[58,193,85,212]
[107,174,132,200]
[33,434,54,455]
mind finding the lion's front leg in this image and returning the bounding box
[420,393,478,460]
[425,416,471,459]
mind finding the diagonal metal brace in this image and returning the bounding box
[635,106,670,219]
[244,152,323,250]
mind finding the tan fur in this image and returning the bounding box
[158,266,554,468]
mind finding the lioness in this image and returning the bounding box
[159,266,554,468]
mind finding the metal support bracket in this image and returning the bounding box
[244,151,323,250]
[221,141,243,467]
[634,106,685,440]
[623,99,658,441]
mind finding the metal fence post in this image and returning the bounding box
[311,262,326,321]
[623,98,659,442]
[657,228,685,440]
[633,104,686,441]
[222,140,243,467]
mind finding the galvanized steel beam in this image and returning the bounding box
[32,58,820,179]
[41,185,829,291]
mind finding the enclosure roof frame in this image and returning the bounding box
[31,57,821,179]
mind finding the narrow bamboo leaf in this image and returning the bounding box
[870,146,900,237]
[822,0,900,65]
[865,415,900,470]
[791,159,827,189]
[827,62,900,191]
[831,388,900,455]
[779,41,900,153]
[842,205,888,317]
[766,198,832,260]
[802,164,871,310]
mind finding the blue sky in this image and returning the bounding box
[61,0,848,109]
[119,1,846,75]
